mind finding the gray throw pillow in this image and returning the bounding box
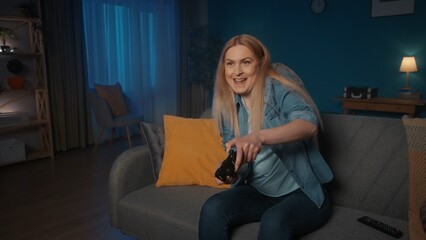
[140,122,165,181]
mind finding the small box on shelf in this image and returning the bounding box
[343,87,378,99]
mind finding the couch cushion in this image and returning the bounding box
[319,113,408,220]
[118,185,222,240]
[140,122,165,181]
[118,185,408,240]
[139,109,214,182]
[232,206,409,240]
[301,206,408,240]
[156,115,228,188]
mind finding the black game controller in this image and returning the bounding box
[215,150,237,183]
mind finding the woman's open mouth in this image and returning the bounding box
[234,78,246,83]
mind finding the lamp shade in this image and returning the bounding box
[399,56,418,72]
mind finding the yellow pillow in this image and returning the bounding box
[95,83,129,116]
[156,115,230,188]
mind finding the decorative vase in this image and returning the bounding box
[7,76,26,89]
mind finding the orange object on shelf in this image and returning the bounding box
[7,76,26,89]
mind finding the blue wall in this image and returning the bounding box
[208,0,426,117]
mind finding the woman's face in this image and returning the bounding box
[224,45,260,97]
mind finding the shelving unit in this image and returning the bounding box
[0,15,53,162]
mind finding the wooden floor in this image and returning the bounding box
[0,138,142,240]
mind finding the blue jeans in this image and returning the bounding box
[198,185,331,240]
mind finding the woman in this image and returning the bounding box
[198,34,333,240]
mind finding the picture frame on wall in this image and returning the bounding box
[371,0,415,17]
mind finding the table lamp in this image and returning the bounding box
[398,56,421,99]
[399,56,417,90]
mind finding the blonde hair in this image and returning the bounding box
[212,34,321,137]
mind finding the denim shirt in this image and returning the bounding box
[220,77,333,208]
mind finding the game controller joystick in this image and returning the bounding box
[215,150,237,183]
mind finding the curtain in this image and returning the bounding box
[41,0,90,151]
[82,0,179,124]
[178,0,209,118]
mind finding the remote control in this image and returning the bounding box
[357,216,403,239]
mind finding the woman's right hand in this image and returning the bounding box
[225,132,262,172]
[214,163,237,185]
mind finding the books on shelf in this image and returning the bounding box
[0,111,29,128]
[397,89,422,100]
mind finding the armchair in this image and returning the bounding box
[87,91,143,153]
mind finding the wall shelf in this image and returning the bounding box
[0,119,48,133]
[0,14,53,163]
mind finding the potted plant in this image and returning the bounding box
[18,2,38,18]
[188,25,222,110]
[0,27,14,53]
[6,59,25,89]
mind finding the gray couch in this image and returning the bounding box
[109,113,409,239]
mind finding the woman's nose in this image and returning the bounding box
[234,64,242,75]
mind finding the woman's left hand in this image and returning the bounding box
[225,132,262,172]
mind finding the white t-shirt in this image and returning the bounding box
[249,147,300,197]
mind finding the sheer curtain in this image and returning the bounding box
[82,0,179,124]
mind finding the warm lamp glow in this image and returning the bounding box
[399,56,418,90]
[399,56,418,73]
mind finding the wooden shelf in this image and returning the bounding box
[0,52,42,58]
[1,15,53,161]
[26,150,51,161]
[338,97,426,117]
[0,119,48,133]
[0,16,39,22]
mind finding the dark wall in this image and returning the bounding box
[208,0,426,117]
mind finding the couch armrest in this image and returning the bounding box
[108,145,155,227]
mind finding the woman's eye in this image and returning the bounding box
[243,60,251,65]
[226,62,234,66]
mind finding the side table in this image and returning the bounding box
[338,97,426,117]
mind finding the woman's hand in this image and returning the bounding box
[224,132,262,172]
[214,163,237,185]
[223,119,317,172]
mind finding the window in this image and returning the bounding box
[82,0,179,123]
